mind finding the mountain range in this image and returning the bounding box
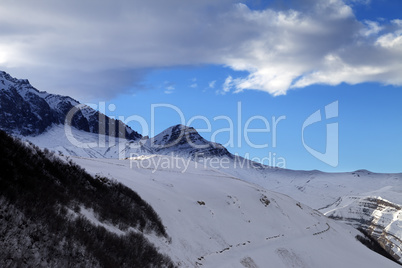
[1,70,401,267]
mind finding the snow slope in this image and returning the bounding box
[26,124,148,159]
[26,124,402,211]
[206,157,402,262]
[72,155,399,267]
[25,125,402,263]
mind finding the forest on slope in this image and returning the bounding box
[0,130,174,268]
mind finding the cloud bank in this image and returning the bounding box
[0,0,401,98]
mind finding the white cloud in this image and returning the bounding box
[376,33,402,48]
[347,0,371,5]
[221,1,402,94]
[208,80,216,88]
[218,76,234,95]
[0,0,401,99]
[164,86,175,94]
[360,20,383,37]
[375,20,402,49]
[393,19,402,26]
[164,81,175,94]
[292,18,402,89]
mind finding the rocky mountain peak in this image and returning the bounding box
[145,124,232,159]
[0,71,141,140]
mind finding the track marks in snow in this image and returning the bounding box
[266,234,283,240]
[240,256,259,268]
[195,234,281,266]
[195,240,250,266]
[276,248,306,268]
[313,223,330,236]
[226,195,241,208]
[195,221,332,266]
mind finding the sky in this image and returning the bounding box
[0,0,401,172]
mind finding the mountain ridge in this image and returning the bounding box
[0,71,141,140]
[1,70,402,265]
[0,71,232,160]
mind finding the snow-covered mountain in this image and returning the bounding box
[0,71,232,160]
[3,126,399,267]
[213,162,402,264]
[2,70,402,266]
[0,71,141,140]
[24,120,402,264]
[144,124,232,159]
[24,123,233,160]
[72,154,400,267]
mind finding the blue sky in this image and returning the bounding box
[100,66,402,173]
[0,0,401,172]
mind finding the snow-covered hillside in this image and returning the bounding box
[210,157,402,263]
[26,125,146,159]
[26,124,402,214]
[25,124,402,264]
[72,155,400,267]
[26,124,231,160]
[322,195,402,261]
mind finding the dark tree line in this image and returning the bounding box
[0,130,175,267]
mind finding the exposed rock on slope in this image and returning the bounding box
[324,196,402,263]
